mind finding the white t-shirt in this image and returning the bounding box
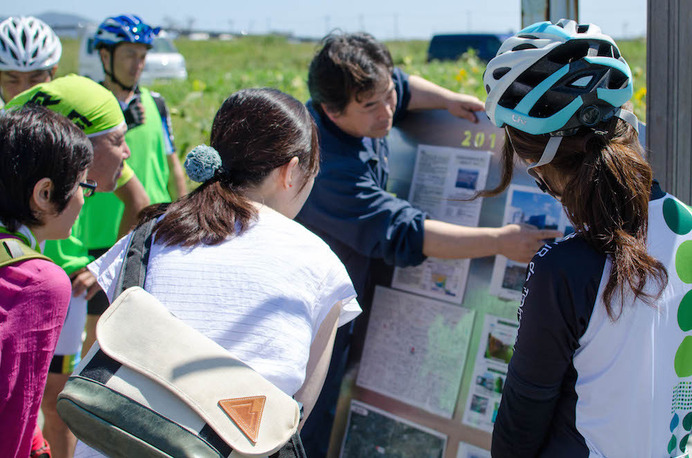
[88,206,360,396]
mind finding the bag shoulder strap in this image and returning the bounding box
[112,218,157,297]
[0,238,51,268]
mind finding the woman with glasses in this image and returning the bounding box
[5,74,135,458]
[0,105,93,457]
[483,20,691,457]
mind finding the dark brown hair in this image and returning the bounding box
[0,105,93,232]
[308,31,393,116]
[141,88,319,247]
[481,116,668,319]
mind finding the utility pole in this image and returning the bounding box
[521,0,578,27]
[646,0,692,203]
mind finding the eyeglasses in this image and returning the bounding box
[79,180,98,198]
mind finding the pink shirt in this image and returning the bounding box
[0,237,71,458]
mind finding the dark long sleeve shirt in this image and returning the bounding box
[297,68,427,303]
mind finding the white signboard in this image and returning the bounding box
[357,286,475,418]
[489,184,572,302]
[457,441,491,458]
[462,314,518,433]
[392,145,491,303]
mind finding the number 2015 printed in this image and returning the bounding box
[461,131,497,150]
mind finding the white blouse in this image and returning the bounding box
[89,206,360,396]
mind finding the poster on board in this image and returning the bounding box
[392,145,491,303]
[457,441,491,458]
[340,400,447,458]
[462,314,518,433]
[488,184,572,302]
[356,286,475,418]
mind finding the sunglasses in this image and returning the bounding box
[79,180,98,198]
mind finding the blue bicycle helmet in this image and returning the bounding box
[484,19,637,171]
[93,14,160,50]
[93,15,160,91]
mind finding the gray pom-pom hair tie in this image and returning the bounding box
[184,145,222,183]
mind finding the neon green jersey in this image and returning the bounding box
[80,87,174,250]
[43,213,92,276]
[6,74,125,273]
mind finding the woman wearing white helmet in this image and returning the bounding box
[483,19,691,457]
[0,16,62,103]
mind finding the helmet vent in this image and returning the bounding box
[518,34,539,39]
[577,25,590,34]
[569,76,593,88]
[607,70,628,89]
[513,43,538,51]
[597,43,620,59]
[548,41,589,64]
[492,67,511,80]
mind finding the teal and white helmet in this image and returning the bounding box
[484,19,634,137]
[484,19,637,171]
[0,16,62,71]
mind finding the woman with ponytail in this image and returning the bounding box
[483,20,690,457]
[79,88,361,457]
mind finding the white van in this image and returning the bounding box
[79,27,187,85]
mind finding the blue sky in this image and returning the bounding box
[8,0,647,40]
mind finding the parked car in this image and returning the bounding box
[79,27,187,84]
[426,33,511,62]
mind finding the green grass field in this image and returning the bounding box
[56,35,647,158]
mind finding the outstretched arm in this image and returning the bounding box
[423,219,562,263]
[407,74,485,123]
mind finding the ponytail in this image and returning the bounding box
[138,88,319,248]
[563,126,667,318]
[140,181,256,247]
[483,118,668,318]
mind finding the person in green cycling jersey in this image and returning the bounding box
[5,73,147,458]
[79,14,188,354]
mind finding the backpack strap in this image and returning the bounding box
[112,218,158,297]
[0,238,51,268]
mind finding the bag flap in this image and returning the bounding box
[96,287,300,456]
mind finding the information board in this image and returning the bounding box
[331,109,646,457]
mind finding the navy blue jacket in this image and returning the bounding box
[296,68,427,303]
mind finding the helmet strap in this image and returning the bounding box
[103,46,136,92]
[527,136,562,172]
[525,109,638,173]
[614,108,639,134]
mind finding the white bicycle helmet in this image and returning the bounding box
[484,19,637,171]
[0,16,62,71]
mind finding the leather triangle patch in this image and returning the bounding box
[218,396,266,444]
